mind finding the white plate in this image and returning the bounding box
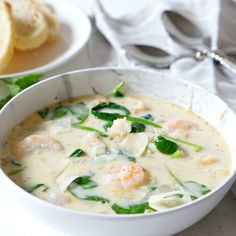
[0,0,91,78]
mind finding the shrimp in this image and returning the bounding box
[13,134,63,157]
[109,162,149,189]
[199,156,217,165]
[168,120,197,132]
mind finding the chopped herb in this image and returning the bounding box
[7,167,25,176]
[127,156,136,163]
[0,95,12,109]
[163,135,203,152]
[78,195,110,203]
[126,116,161,128]
[26,183,48,193]
[38,108,49,119]
[52,102,89,123]
[2,74,43,96]
[69,176,98,190]
[142,114,154,121]
[149,186,157,192]
[74,102,89,123]
[54,106,70,118]
[0,74,43,109]
[155,135,178,155]
[171,149,182,158]
[166,167,211,198]
[110,81,125,97]
[103,121,113,131]
[91,102,130,121]
[131,122,146,133]
[72,124,108,137]
[111,202,154,214]
[69,148,85,158]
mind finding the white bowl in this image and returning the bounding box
[0,68,236,236]
[0,0,91,78]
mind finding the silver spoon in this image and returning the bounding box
[162,11,236,74]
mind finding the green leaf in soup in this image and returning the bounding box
[38,108,49,119]
[142,113,154,121]
[26,183,48,193]
[78,195,110,204]
[69,148,85,158]
[131,122,146,133]
[91,102,131,121]
[103,121,113,131]
[183,181,211,198]
[163,135,203,152]
[71,102,89,123]
[110,81,125,97]
[72,124,108,137]
[155,135,178,155]
[126,116,162,128]
[54,106,70,118]
[166,167,211,199]
[127,156,136,163]
[69,176,98,190]
[111,202,154,214]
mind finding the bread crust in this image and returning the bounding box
[0,1,15,72]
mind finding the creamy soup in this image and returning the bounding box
[1,82,231,214]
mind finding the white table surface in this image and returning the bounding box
[1,1,236,235]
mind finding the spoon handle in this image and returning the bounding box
[202,49,236,74]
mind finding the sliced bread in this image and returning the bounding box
[0,1,15,72]
[7,0,49,51]
[30,0,59,42]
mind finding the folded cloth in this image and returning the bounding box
[90,0,236,196]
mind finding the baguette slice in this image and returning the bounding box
[30,0,59,42]
[7,0,49,51]
[0,1,15,72]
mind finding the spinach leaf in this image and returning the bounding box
[38,108,49,119]
[74,102,89,123]
[142,114,154,121]
[103,121,113,131]
[126,116,161,128]
[163,135,203,152]
[52,102,89,123]
[131,122,146,133]
[69,176,98,190]
[78,195,110,203]
[26,183,48,193]
[69,148,85,158]
[54,106,70,118]
[91,102,130,121]
[167,167,211,199]
[72,124,108,137]
[127,156,136,163]
[110,81,125,97]
[92,102,162,129]
[155,135,178,154]
[111,202,154,214]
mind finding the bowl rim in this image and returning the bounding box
[0,67,236,219]
[0,0,91,79]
